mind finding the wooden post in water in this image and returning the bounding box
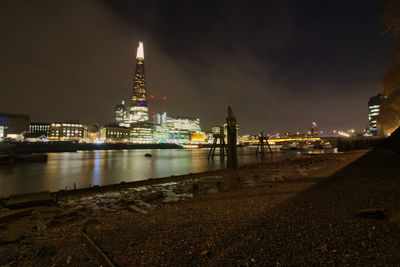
[219,126,226,161]
[256,130,273,157]
[208,127,227,160]
[226,105,238,169]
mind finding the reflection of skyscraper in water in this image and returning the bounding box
[129,41,149,123]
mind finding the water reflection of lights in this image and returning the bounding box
[0,147,338,195]
[91,151,102,185]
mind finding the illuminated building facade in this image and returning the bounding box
[107,42,208,145]
[308,122,318,136]
[114,101,127,126]
[100,125,130,143]
[128,41,149,123]
[154,112,167,125]
[29,123,50,137]
[239,135,258,144]
[0,126,5,139]
[166,117,201,132]
[168,130,191,144]
[130,121,154,143]
[190,132,206,143]
[368,94,381,136]
[151,115,204,144]
[166,116,204,144]
[49,121,85,141]
[0,113,30,139]
[85,123,101,143]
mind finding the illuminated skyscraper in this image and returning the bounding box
[308,122,318,136]
[368,94,381,136]
[128,41,149,123]
[114,101,126,126]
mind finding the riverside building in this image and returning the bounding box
[49,121,85,141]
[29,122,51,137]
[368,94,381,136]
[130,121,154,143]
[114,42,150,126]
[0,113,30,139]
[152,115,205,144]
[128,41,149,123]
[114,101,127,126]
[111,41,206,144]
[100,125,130,143]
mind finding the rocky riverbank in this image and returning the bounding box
[1,149,399,266]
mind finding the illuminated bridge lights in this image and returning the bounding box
[242,137,322,145]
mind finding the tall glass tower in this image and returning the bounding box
[368,94,381,136]
[129,41,149,123]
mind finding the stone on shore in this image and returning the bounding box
[356,208,387,220]
[0,228,26,244]
[5,191,54,209]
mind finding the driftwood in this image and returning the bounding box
[80,229,116,267]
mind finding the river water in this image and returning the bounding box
[0,147,334,196]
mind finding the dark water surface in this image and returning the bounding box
[0,147,334,196]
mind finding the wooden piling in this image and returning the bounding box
[256,130,273,157]
[208,127,227,160]
[226,105,238,169]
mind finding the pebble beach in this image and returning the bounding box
[1,148,399,266]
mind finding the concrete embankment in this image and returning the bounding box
[337,136,382,152]
[5,141,78,153]
[2,142,182,153]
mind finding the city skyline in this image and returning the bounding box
[0,0,390,135]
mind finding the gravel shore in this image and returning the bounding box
[1,149,399,266]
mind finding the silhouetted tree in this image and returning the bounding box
[379,0,400,135]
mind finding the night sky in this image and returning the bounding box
[0,0,391,135]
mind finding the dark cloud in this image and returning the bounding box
[0,0,391,135]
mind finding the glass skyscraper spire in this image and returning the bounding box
[129,41,149,123]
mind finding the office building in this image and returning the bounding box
[368,94,382,136]
[100,125,130,143]
[130,121,154,143]
[128,41,149,123]
[0,113,30,139]
[190,132,206,143]
[29,122,51,137]
[114,101,127,126]
[166,116,201,132]
[85,123,101,143]
[49,121,85,141]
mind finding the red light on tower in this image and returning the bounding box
[150,95,154,99]
[162,96,167,113]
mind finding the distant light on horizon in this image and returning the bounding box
[338,131,350,137]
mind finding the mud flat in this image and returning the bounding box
[1,149,399,266]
